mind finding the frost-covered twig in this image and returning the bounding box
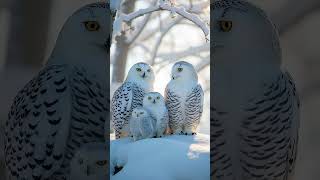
[114,1,209,39]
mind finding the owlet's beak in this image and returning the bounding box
[142,72,146,78]
[153,99,156,104]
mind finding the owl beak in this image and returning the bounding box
[153,99,156,104]
[142,72,146,78]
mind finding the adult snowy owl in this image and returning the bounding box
[143,92,169,137]
[4,2,113,180]
[69,142,107,180]
[212,0,300,179]
[112,62,155,139]
[129,107,156,141]
[165,61,204,135]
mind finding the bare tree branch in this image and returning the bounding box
[138,2,209,42]
[150,17,183,65]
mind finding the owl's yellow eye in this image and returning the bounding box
[177,67,183,72]
[148,96,152,100]
[157,96,160,99]
[147,69,151,72]
[140,112,144,114]
[136,68,142,72]
[96,160,107,166]
[219,20,232,32]
[84,21,100,31]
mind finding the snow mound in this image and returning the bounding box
[110,134,210,180]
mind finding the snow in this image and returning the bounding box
[110,134,210,180]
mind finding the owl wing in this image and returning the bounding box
[5,65,72,179]
[185,84,204,129]
[239,71,300,179]
[164,86,183,132]
[157,109,169,135]
[112,82,144,139]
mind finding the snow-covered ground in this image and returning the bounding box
[110,134,210,180]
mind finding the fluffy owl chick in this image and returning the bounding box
[212,0,300,179]
[70,142,108,180]
[165,61,204,135]
[112,62,155,139]
[130,107,156,141]
[5,2,111,180]
[143,92,169,137]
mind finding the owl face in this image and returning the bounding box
[56,3,111,53]
[127,62,155,82]
[132,108,147,118]
[143,92,165,106]
[171,61,198,82]
[212,1,280,63]
[70,142,108,177]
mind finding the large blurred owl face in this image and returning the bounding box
[71,142,108,177]
[171,61,198,82]
[143,92,164,106]
[128,63,155,82]
[58,3,111,51]
[212,1,280,61]
[132,108,147,118]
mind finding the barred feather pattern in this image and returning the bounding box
[185,85,204,131]
[111,82,145,139]
[211,71,300,180]
[5,65,107,180]
[165,85,203,132]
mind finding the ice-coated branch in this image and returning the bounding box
[114,1,209,39]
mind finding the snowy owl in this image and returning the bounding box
[112,62,155,139]
[4,2,112,180]
[212,0,300,179]
[129,107,156,141]
[70,142,108,180]
[165,61,204,135]
[143,92,169,137]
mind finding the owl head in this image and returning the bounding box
[143,92,165,107]
[125,62,155,87]
[212,0,281,65]
[131,107,148,119]
[70,142,108,179]
[48,2,112,67]
[171,61,198,83]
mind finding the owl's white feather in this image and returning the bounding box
[143,92,169,137]
[165,61,203,135]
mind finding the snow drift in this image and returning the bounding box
[110,134,210,180]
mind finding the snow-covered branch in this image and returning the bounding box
[114,1,209,39]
